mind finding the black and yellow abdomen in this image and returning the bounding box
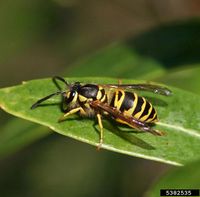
[76,85,158,123]
[109,89,158,123]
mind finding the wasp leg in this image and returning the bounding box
[96,113,104,150]
[58,107,82,122]
[118,79,122,85]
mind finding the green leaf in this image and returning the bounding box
[147,159,200,197]
[0,77,200,165]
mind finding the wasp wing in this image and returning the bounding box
[100,83,172,96]
[90,101,164,136]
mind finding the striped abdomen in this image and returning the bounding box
[109,89,158,123]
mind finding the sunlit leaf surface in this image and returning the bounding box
[0,77,200,165]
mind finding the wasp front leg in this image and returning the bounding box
[58,107,82,122]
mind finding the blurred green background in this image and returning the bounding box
[0,0,200,196]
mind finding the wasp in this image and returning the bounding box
[31,76,172,148]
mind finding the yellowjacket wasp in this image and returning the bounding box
[31,76,171,148]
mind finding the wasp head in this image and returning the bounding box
[63,82,81,105]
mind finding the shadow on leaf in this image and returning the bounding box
[93,120,155,150]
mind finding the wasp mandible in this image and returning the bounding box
[31,76,172,148]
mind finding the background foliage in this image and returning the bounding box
[0,0,200,196]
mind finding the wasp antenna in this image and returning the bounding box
[52,76,69,88]
[30,91,62,110]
